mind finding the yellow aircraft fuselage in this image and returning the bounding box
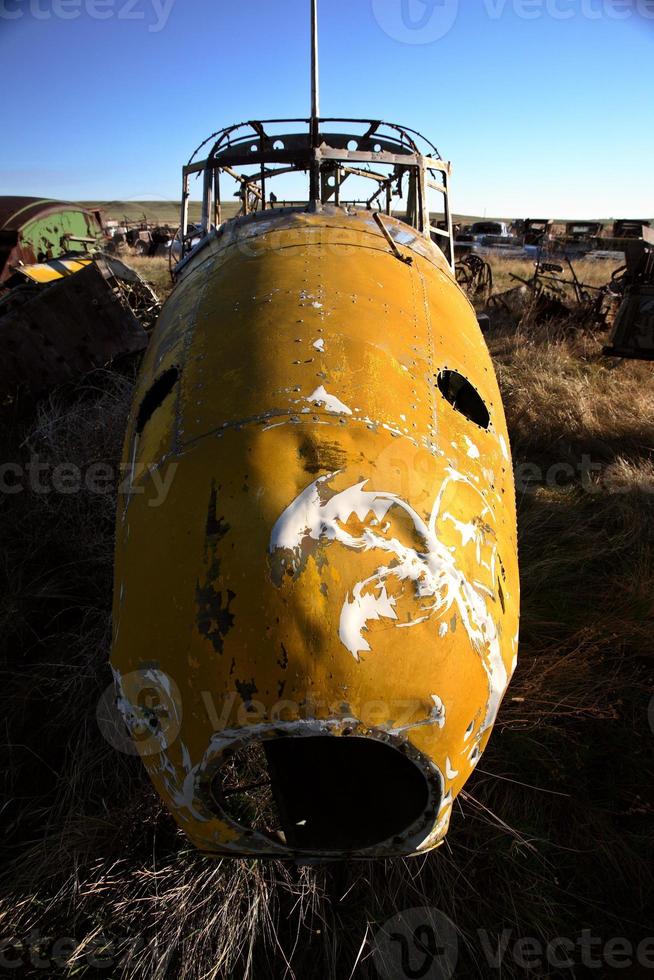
[111,205,519,859]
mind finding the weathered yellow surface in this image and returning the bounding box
[111,207,519,858]
[16,258,91,282]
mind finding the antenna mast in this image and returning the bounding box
[311,0,320,123]
[309,0,321,200]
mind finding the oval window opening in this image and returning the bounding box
[437,370,490,430]
[136,366,180,434]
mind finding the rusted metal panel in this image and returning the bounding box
[552,220,605,257]
[12,257,93,283]
[564,220,604,240]
[0,260,148,394]
[604,286,654,360]
[612,219,651,240]
[604,228,654,359]
[0,197,104,283]
[456,254,493,305]
[520,218,551,247]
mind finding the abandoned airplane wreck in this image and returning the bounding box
[110,108,519,860]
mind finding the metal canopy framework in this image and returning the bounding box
[179,117,455,270]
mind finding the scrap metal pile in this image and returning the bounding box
[105,221,179,257]
[455,227,654,360]
[453,216,651,261]
[455,253,494,306]
[492,255,616,327]
[603,228,654,360]
[0,197,161,397]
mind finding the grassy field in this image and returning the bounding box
[0,253,653,978]
[81,201,242,227]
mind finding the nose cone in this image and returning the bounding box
[111,208,519,859]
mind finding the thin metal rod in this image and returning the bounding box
[373,212,413,265]
[309,0,321,201]
[311,0,320,131]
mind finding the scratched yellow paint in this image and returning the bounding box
[111,207,519,858]
[16,258,91,283]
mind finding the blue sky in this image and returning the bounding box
[0,0,652,218]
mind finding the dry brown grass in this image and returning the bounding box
[123,254,175,302]
[0,266,653,978]
[492,327,654,471]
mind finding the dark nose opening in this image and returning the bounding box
[211,735,432,853]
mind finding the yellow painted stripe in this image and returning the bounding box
[19,258,91,283]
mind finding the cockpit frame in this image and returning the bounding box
[179,117,455,271]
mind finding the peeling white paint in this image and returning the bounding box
[438,791,452,815]
[382,423,404,438]
[446,757,459,780]
[388,693,446,734]
[430,694,446,728]
[463,435,480,460]
[161,745,206,824]
[340,582,397,654]
[269,471,509,738]
[442,511,478,548]
[306,385,353,416]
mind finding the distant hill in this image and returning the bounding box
[79,200,241,226]
[81,201,653,229]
